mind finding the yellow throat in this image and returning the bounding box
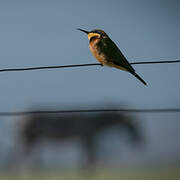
[88,32,101,40]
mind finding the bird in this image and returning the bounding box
[77,28,147,86]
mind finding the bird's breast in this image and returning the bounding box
[89,39,107,64]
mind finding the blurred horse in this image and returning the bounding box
[16,111,143,167]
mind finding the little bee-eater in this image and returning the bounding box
[77,28,147,86]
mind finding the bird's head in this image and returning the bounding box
[77,28,108,41]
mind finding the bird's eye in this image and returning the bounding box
[97,31,103,35]
[92,30,103,35]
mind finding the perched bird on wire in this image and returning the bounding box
[77,28,147,86]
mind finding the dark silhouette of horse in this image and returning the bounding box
[16,111,143,167]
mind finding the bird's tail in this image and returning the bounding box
[131,72,147,86]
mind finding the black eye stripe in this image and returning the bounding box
[92,30,103,35]
[95,31,101,34]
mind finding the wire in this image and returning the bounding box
[0,60,180,73]
[0,63,100,73]
[0,108,180,116]
[131,60,180,65]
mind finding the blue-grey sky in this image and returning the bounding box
[0,0,179,165]
[0,0,179,110]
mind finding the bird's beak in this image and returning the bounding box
[77,28,89,34]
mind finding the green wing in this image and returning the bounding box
[99,38,135,73]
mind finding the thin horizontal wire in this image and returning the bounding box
[0,60,180,73]
[0,63,101,73]
[0,108,180,116]
[131,60,180,64]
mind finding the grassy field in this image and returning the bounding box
[0,167,179,180]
